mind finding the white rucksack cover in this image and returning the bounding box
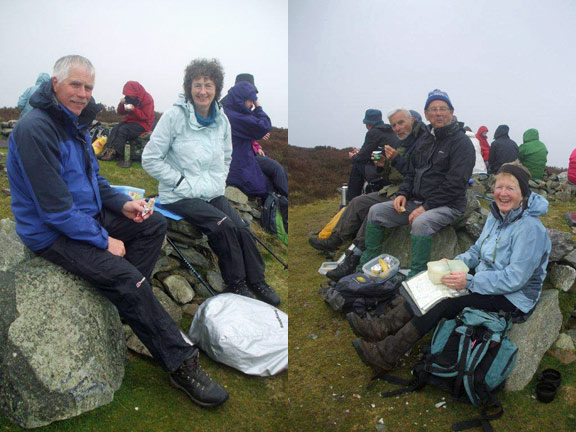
[188,293,288,376]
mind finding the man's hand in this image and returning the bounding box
[122,199,153,223]
[374,158,386,168]
[348,148,359,158]
[408,205,426,224]
[384,145,398,160]
[441,272,467,291]
[108,236,126,257]
[393,195,407,213]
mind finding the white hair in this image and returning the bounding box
[53,55,95,82]
[387,108,412,120]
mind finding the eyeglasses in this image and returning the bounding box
[426,107,451,113]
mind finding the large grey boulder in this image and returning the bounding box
[506,290,562,391]
[547,228,575,262]
[381,225,461,268]
[550,264,576,292]
[0,257,125,428]
[0,219,34,271]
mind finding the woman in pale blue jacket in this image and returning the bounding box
[142,58,280,306]
[349,163,551,373]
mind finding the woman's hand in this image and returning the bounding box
[441,272,467,291]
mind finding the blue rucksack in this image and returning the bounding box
[378,308,518,432]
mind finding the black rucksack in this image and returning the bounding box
[260,193,288,244]
[319,271,404,316]
[377,308,518,432]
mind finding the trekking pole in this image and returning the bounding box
[243,220,288,270]
[475,194,494,202]
[165,236,217,296]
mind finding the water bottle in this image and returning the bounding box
[341,184,348,207]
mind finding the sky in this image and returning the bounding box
[289,0,576,168]
[0,0,288,127]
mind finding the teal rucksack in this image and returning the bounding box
[379,308,518,432]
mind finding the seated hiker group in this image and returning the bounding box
[309,89,552,377]
[8,55,288,410]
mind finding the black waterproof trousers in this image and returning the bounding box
[256,155,288,198]
[412,293,518,336]
[164,196,266,287]
[108,122,145,155]
[39,209,196,372]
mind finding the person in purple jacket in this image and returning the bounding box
[224,81,271,197]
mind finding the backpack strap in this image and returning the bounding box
[452,394,503,432]
[453,326,473,397]
[369,372,426,398]
[462,330,494,407]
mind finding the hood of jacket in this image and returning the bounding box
[494,125,509,139]
[489,191,548,223]
[36,73,51,86]
[29,79,79,126]
[476,125,488,136]
[224,82,257,115]
[123,81,148,103]
[173,93,224,131]
[523,128,539,143]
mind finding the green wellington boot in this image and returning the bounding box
[359,222,387,268]
[406,235,432,279]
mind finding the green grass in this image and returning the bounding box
[289,197,576,431]
[0,153,289,431]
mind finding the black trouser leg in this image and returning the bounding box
[347,162,366,202]
[411,293,518,336]
[256,155,288,197]
[108,123,145,154]
[98,209,167,279]
[165,196,265,286]
[39,216,195,372]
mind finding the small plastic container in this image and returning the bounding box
[362,254,400,281]
[318,262,340,276]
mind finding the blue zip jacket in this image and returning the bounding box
[7,80,130,251]
[455,192,551,313]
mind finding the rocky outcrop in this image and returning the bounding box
[506,290,563,391]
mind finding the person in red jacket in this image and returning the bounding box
[476,125,490,166]
[569,149,576,184]
[101,81,155,160]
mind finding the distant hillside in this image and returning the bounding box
[286,144,350,205]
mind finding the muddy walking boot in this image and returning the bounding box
[225,281,256,299]
[352,322,422,373]
[308,233,344,252]
[170,350,229,408]
[326,250,360,281]
[346,299,413,342]
[249,281,281,306]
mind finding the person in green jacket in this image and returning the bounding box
[519,128,548,180]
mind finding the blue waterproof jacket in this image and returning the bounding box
[224,82,271,196]
[17,73,51,118]
[7,80,129,251]
[455,192,551,313]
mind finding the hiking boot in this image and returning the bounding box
[308,234,344,252]
[326,251,360,281]
[352,322,421,374]
[170,350,229,408]
[225,281,256,299]
[98,147,117,161]
[249,281,281,306]
[346,299,413,342]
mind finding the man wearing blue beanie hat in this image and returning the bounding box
[352,89,475,286]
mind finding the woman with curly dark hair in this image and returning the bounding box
[143,58,280,308]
